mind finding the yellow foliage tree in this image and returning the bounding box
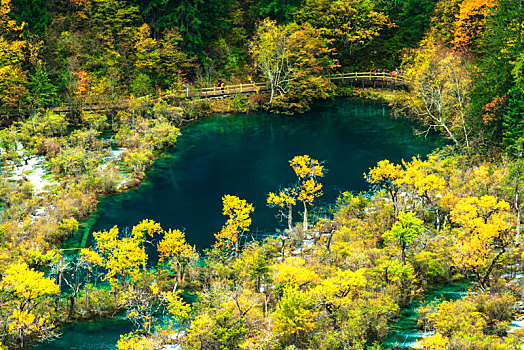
[450,195,515,289]
[2,262,59,348]
[0,0,27,114]
[273,285,317,346]
[365,159,403,217]
[267,188,297,231]
[290,155,325,232]
[81,220,162,290]
[214,195,254,257]
[157,229,198,286]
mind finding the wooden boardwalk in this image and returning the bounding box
[33,72,409,115]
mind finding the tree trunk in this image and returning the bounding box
[302,202,308,233]
[280,236,286,259]
[176,261,182,284]
[68,294,76,321]
[287,204,293,231]
[235,235,240,258]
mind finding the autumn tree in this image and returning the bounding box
[274,285,317,346]
[294,0,391,56]
[403,39,472,148]
[81,220,163,291]
[453,0,497,50]
[450,195,515,289]
[1,262,59,348]
[289,155,325,233]
[157,229,198,287]
[267,187,297,231]
[365,159,403,218]
[214,195,254,258]
[251,19,337,111]
[0,0,28,115]
[251,18,292,103]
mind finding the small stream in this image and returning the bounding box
[382,282,471,349]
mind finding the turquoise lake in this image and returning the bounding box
[39,98,445,349]
[66,98,444,254]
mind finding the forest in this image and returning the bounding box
[0,0,524,348]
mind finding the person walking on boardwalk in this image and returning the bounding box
[217,78,225,93]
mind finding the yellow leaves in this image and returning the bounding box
[294,0,390,55]
[297,178,323,204]
[131,219,163,244]
[7,309,50,336]
[0,0,23,34]
[8,309,36,333]
[271,256,319,287]
[289,155,324,179]
[133,23,160,75]
[157,229,196,264]
[267,190,296,208]
[73,71,89,96]
[116,332,157,350]
[2,262,59,300]
[149,282,159,295]
[400,157,446,195]
[162,290,192,323]
[214,195,254,254]
[417,333,449,350]
[80,248,104,266]
[222,195,255,232]
[450,195,514,272]
[273,285,317,336]
[311,268,367,306]
[365,159,402,185]
[214,224,239,249]
[82,222,158,287]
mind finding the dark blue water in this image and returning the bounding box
[46,99,444,350]
[66,99,443,253]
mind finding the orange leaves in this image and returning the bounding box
[453,0,497,49]
[73,71,89,96]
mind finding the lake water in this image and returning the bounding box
[65,99,444,255]
[42,98,445,349]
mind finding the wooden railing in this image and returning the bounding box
[36,72,407,115]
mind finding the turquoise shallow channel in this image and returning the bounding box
[43,98,445,349]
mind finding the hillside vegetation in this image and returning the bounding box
[0,0,523,349]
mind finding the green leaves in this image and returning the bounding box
[383,211,424,263]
